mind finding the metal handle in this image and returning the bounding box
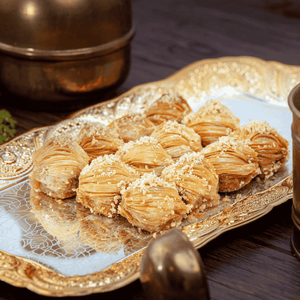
[140,228,210,300]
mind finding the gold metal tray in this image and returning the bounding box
[0,56,296,296]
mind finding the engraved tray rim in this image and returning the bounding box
[0,56,296,296]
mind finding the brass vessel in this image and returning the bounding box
[0,0,135,110]
[288,83,300,260]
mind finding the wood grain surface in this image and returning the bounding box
[1,0,300,299]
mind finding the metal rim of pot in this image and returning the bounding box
[0,24,136,61]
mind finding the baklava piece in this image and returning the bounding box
[201,136,261,193]
[161,152,220,212]
[77,123,123,161]
[108,113,156,142]
[118,173,190,233]
[116,136,173,176]
[183,99,240,146]
[76,154,140,218]
[29,135,90,199]
[144,93,192,125]
[151,120,202,161]
[230,121,290,179]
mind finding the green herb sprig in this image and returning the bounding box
[0,110,16,144]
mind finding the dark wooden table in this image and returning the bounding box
[1,0,300,299]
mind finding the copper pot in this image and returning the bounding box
[288,83,300,260]
[0,0,135,110]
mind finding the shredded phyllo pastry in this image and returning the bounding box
[77,123,123,161]
[151,120,203,161]
[29,96,290,239]
[201,136,261,192]
[118,173,190,233]
[76,154,140,218]
[116,136,174,176]
[108,113,156,142]
[29,135,90,199]
[145,93,192,125]
[161,152,220,212]
[230,121,290,179]
[183,99,240,146]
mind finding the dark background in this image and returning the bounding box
[1,0,300,299]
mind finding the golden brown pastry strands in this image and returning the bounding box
[116,136,173,176]
[77,123,124,161]
[151,120,202,161]
[162,152,220,212]
[108,113,156,142]
[183,99,240,146]
[76,154,140,218]
[30,135,90,199]
[119,173,190,234]
[230,120,290,179]
[201,136,261,192]
[145,93,192,125]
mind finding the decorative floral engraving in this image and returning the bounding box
[0,129,47,185]
[0,248,143,296]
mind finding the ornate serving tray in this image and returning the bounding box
[0,56,296,296]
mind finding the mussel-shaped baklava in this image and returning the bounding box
[116,136,174,176]
[201,136,261,192]
[183,99,240,146]
[150,120,202,161]
[108,113,156,142]
[29,135,90,199]
[144,93,192,125]
[76,154,140,217]
[77,123,123,161]
[161,152,220,212]
[118,173,190,233]
[230,121,290,179]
